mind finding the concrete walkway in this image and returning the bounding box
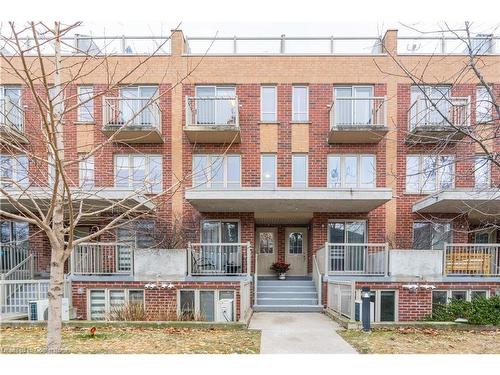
[249,312,357,354]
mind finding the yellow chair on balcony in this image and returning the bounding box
[445,252,492,275]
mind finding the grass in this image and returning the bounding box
[338,327,500,354]
[0,326,261,354]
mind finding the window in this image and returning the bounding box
[195,86,237,125]
[413,221,451,250]
[201,220,239,244]
[292,154,308,188]
[355,289,397,322]
[292,86,308,122]
[0,155,28,188]
[114,154,162,192]
[334,86,374,125]
[433,290,490,313]
[117,220,155,250]
[77,85,94,122]
[0,85,22,130]
[328,221,367,243]
[0,221,29,271]
[476,86,492,123]
[192,154,241,189]
[288,232,303,254]
[328,155,376,188]
[178,290,236,322]
[88,289,144,320]
[79,154,94,189]
[328,221,367,272]
[261,86,277,122]
[261,154,277,188]
[474,155,490,188]
[406,155,454,193]
[259,232,275,254]
[410,86,450,127]
[119,86,158,125]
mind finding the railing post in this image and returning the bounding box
[246,241,251,276]
[330,35,334,54]
[187,242,192,276]
[121,35,126,54]
[280,34,286,54]
[441,34,446,54]
[324,242,329,275]
[233,36,237,54]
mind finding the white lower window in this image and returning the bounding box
[114,154,162,192]
[88,289,144,320]
[192,154,241,189]
[328,154,375,188]
[355,289,397,322]
[432,289,490,313]
[178,289,235,322]
[406,155,455,193]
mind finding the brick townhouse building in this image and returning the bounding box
[1,28,499,323]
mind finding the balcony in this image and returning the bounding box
[187,242,251,276]
[102,97,163,143]
[406,97,471,143]
[0,98,28,144]
[444,244,499,276]
[70,242,133,276]
[185,187,392,213]
[184,96,240,143]
[328,97,388,143]
[412,188,500,222]
[318,243,388,276]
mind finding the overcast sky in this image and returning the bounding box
[2,0,499,37]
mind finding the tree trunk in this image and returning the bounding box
[46,248,65,353]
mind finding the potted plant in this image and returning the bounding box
[270,262,290,280]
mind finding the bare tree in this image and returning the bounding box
[0,21,210,352]
[378,22,499,246]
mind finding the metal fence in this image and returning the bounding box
[188,242,251,275]
[408,97,470,131]
[398,36,500,55]
[0,279,50,315]
[327,280,355,319]
[185,96,239,127]
[70,242,133,276]
[103,97,162,129]
[325,243,388,275]
[330,97,387,127]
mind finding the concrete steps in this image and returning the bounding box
[254,278,323,313]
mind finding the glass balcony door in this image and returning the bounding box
[195,86,236,125]
[200,220,240,273]
[119,86,157,126]
[0,86,22,130]
[334,86,374,126]
[411,86,451,126]
[328,221,367,272]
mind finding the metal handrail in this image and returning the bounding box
[312,254,322,306]
[185,96,239,128]
[408,96,470,131]
[188,242,249,276]
[103,97,162,130]
[1,254,34,281]
[325,242,388,275]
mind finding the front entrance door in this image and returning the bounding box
[285,227,308,276]
[256,228,277,276]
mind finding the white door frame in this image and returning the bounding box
[285,227,308,276]
[255,227,278,276]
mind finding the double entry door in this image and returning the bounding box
[256,227,308,276]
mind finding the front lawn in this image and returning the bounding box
[338,327,500,354]
[0,326,261,354]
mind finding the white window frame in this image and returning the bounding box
[87,289,145,321]
[355,289,399,322]
[79,154,94,189]
[177,289,236,322]
[333,86,375,125]
[476,86,493,123]
[200,219,241,243]
[260,154,277,188]
[327,154,376,188]
[0,154,28,188]
[192,154,241,189]
[328,219,368,243]
[474,155,490,189]
[406,154,455,193]
[432,289,490,305]
[260,86,277,122]
[77,85,94,123]
[114,154,162,193]
[292,86,309,122]
[292,154,308,189]
[412,221,452,250]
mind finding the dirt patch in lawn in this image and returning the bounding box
[338,327,500,354]
[0,326,261,354]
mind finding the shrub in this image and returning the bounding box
[428,295,500,325]
[108,303,147,321]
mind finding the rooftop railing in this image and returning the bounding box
[398,36,500,55]
[1,35,171,56]
[184,36,383,55]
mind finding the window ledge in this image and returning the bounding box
[74,121,96,125]
[290,121,311,125]
[259,121,280,125]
